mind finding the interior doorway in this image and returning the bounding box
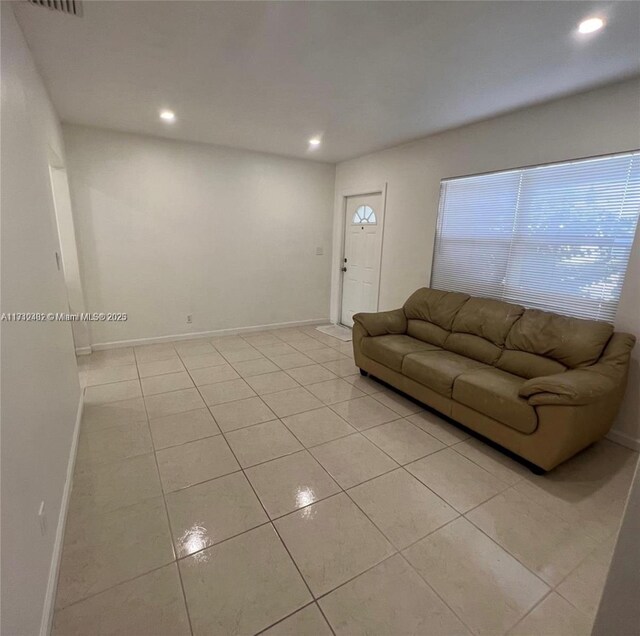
[48,162,90,353]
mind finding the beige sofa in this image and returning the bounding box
[353,288,635,472]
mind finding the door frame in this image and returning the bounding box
[337,183,388,328]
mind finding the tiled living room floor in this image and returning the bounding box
[54,326,637,635]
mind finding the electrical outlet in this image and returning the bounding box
[186,314,193,324]
[316,246,324,256]
[38,501,47,536]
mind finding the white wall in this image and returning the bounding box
[63,125,336,346]
[332,78,640,445]
[0,5,82,635]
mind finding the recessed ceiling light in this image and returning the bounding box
[309,137,321,147]
[578,17,605,34]
[160,109,176,122]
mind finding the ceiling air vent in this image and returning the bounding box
[28,0,83,17]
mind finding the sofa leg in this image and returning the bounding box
[359,369,369,377]
[529,464,546,476]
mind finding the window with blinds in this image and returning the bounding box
[431,151,640,322]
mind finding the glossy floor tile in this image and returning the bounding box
[320,554,469,635]
[274,493,395,597]
[141,370,194,396]
[181,351,227,369]
[208,395,276,432]
[70,453,162,514]
[363,418,445,464]
[76,420,153,466]
[245,370,300,395]
[137,357,186,378]
[225,419,303,467]
[246,450,340,518]
[262,604,332,636]
[407,447,508,513]
[306,378,365,404]
[330,395,399,431]
[403,518,549,634]
[84,379,142,405]
[166,471,268,557]
[467,488,599,585]
[372,388,424,416]
[52,565,190,636]
[285,363,337,385]
[348,468,458,549]
[261,386,324,417]
[62,327,636,635]
[82,397,147,431]
[310,433,398,488]
[156,435,240,492]
[198,377,256,406]
[144,387,206,419]
[179,524,311,635]
[56,497,174,608]
[555,536,616,619]
[407,410,470,445]
[82,363,138,387]
[148,408,220,450]
[509,592,593,636]
[282,406,355,447]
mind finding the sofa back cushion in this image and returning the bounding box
[495,350,567,379]
[443,297,524,365]
[505,308,613,368]
[445,333,502,365]
[403,288,469,330]
[406,320,450,347]
[451,298,525,346]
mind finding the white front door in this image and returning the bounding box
[340,193,383,327]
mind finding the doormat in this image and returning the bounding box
[316,324,352,341]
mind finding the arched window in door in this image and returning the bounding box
[352,205,377,224]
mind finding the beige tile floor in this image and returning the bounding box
[54,326,638,635]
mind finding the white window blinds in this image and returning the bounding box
[432,151,640,323]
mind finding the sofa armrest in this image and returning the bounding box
[519,332,635,407]
[352,309,407,337]
[519,369,619,406]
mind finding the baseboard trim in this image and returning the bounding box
[89,318,329,350]
[75,346,92,356]
[607,429,640,452]
[40,388,84,636]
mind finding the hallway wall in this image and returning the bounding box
[1,5,82,635]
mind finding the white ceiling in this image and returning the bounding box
[13,1,640,163]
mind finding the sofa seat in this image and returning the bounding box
[361,334,439,372]
[402,350,487,397]
[453,367,537,434]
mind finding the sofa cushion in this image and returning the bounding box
[444,333,502,365]
[407,319,450,347]
[453,368,537,434]
[506,308,613,368]
[496,350,567,380]
[402,350,487,397]
[361,335,439,372]
[403,288,469,330]
[451,297,524,346]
